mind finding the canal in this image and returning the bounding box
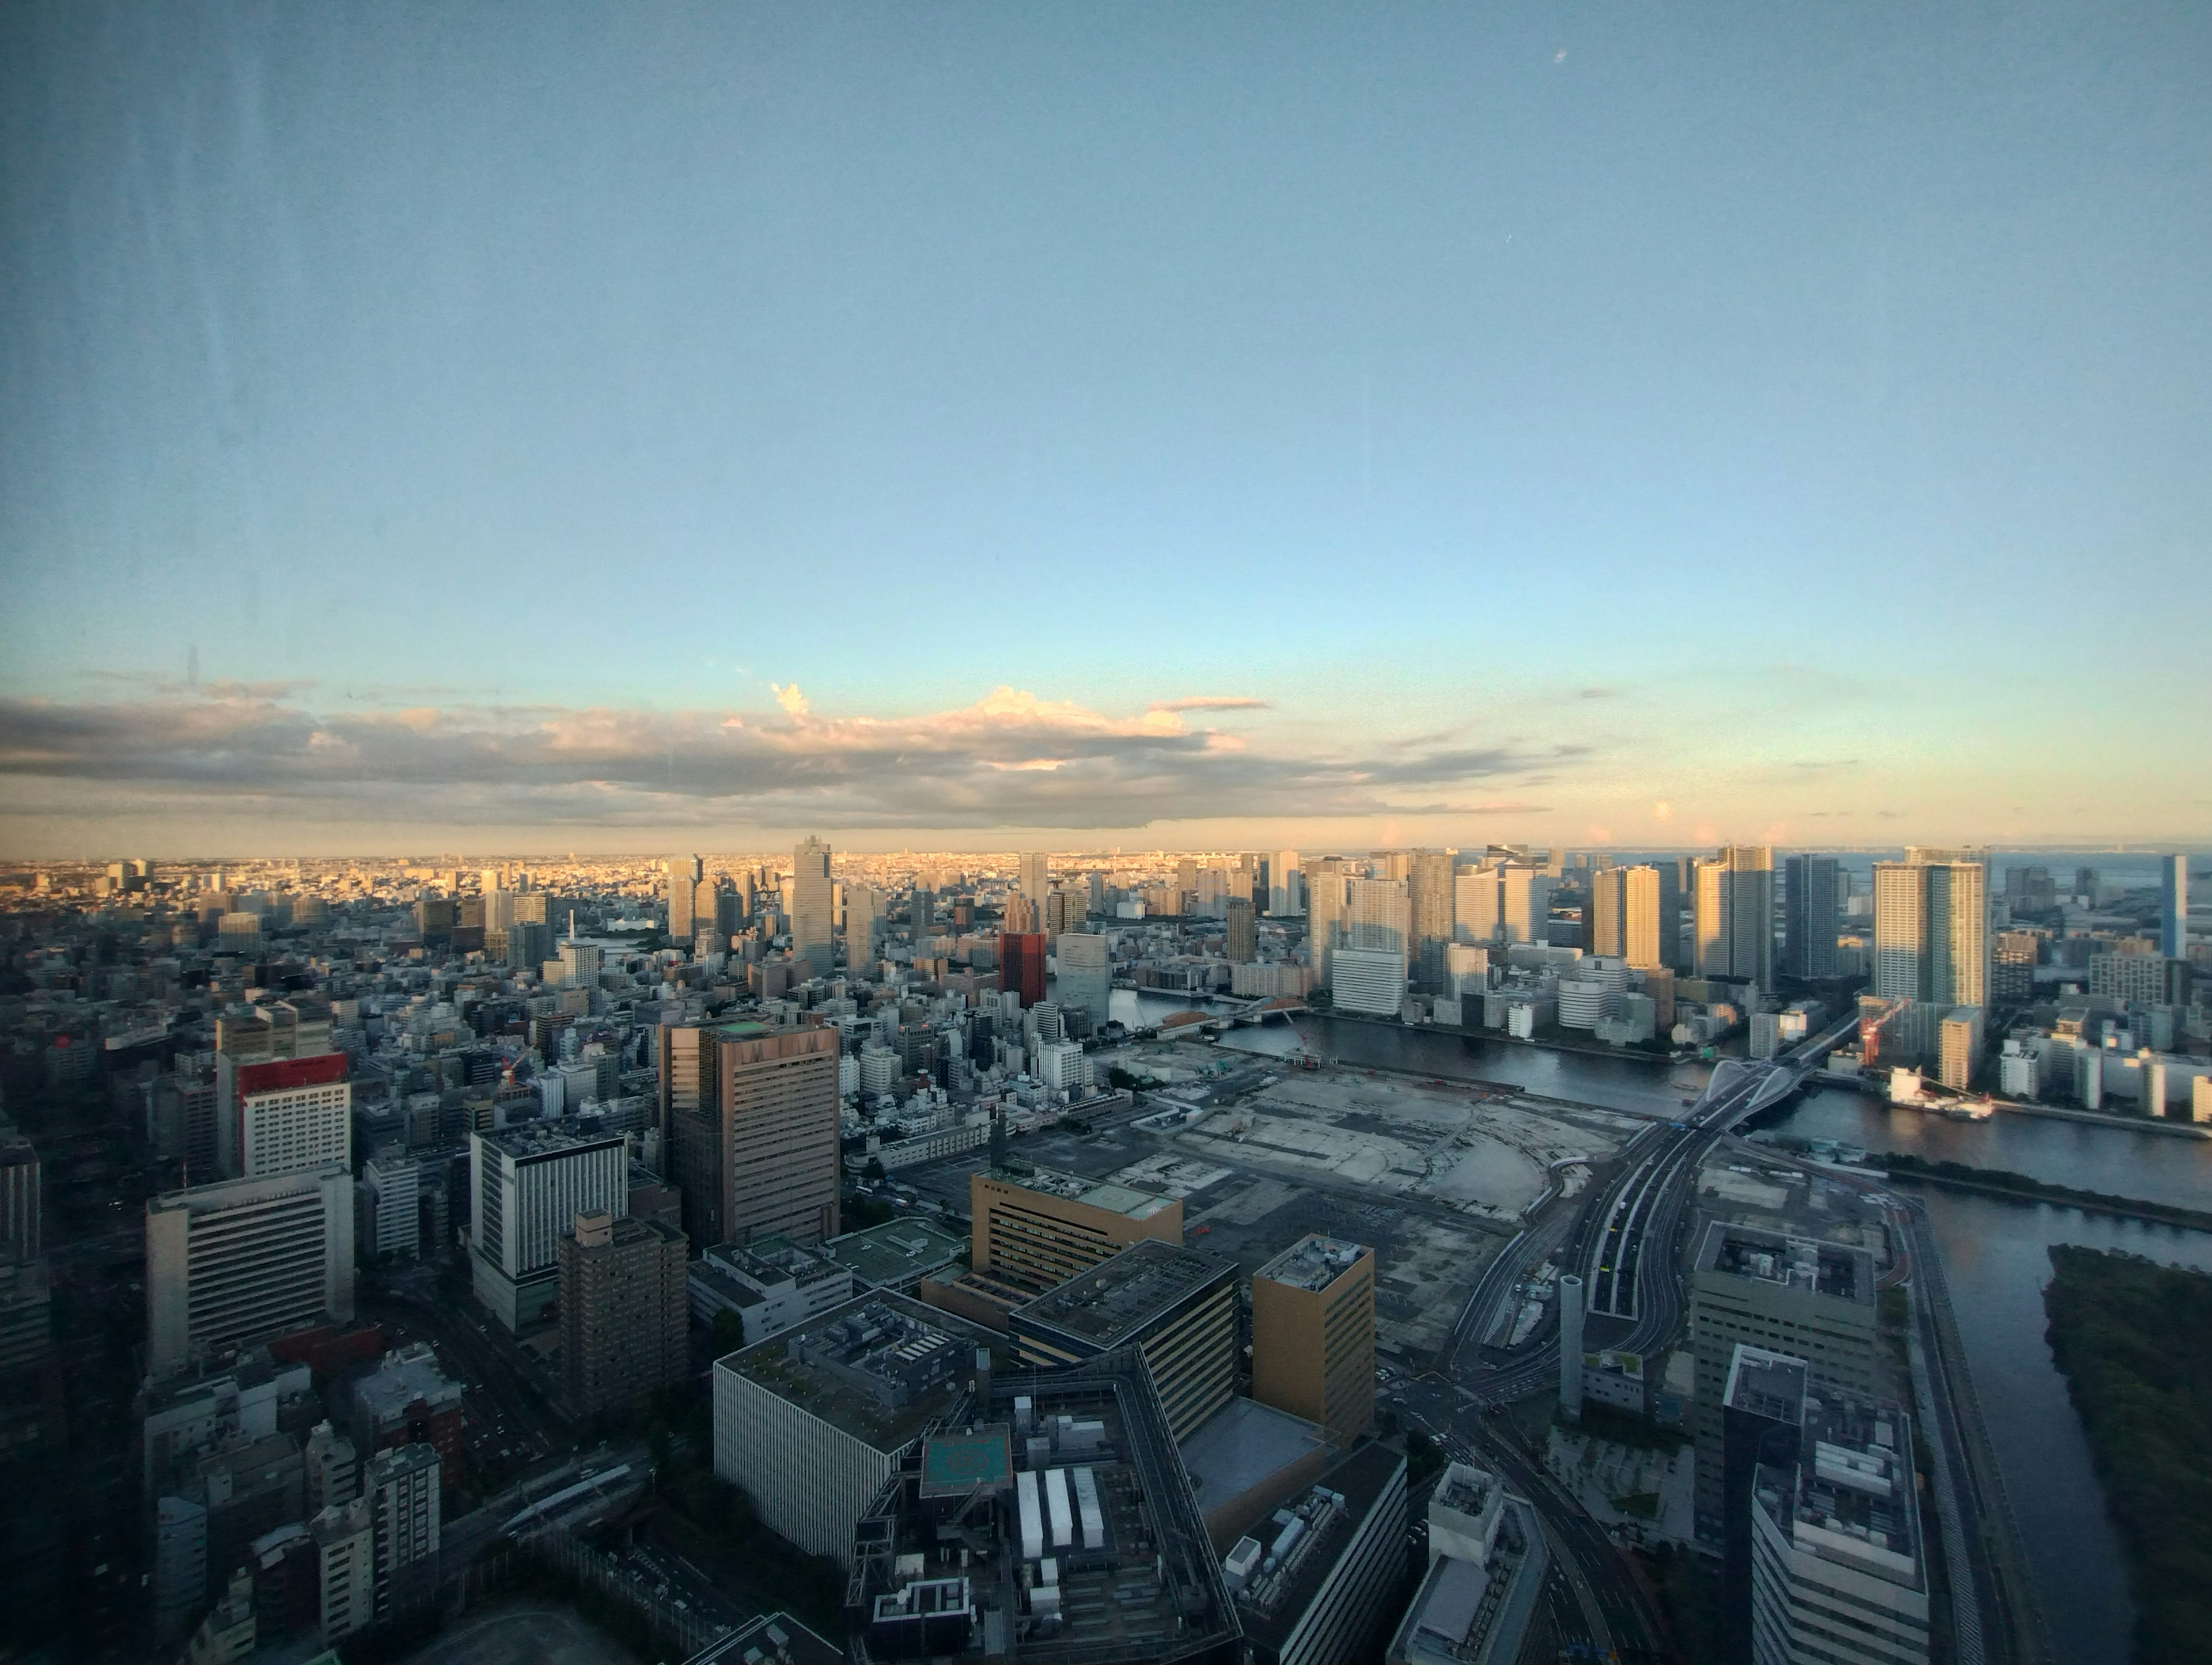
[1113,1001,2203,1663]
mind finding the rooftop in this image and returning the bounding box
[1179,1394,1330,1523]
[351,1341,462,1427]
[1724,1344,1809,1425]
[476,1119,627,1160]
[987,1165,1177,1222]
[1757,1391,1925,1592]
[821,1218,969,1289]
[1695,1221,1873,1306]
[718,1293,998,1454]
[1228,1442,1404,1655]
[1388,1491,1548,1665]
[700,1233,845,1291]
[1255,1233,1370,1292]
[1010,1239,1234,1347]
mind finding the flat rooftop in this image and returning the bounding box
[1760,1393,1924,1592]
[1724,1345,1809,1425]
[990,1165,1176,1221]
[1230,1442,1404,1655]
[1255,1233,1369,1292]
[1010,1239,1233,1347]
[477,1119,626,1160]
[821,1218,969,1288]
[718,1294,997,1455]
[1696,1221,1873,1306]
[1179,1394,1329,1522]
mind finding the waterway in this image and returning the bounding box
[1116,1001,2209,1662]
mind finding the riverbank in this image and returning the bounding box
[1877,1153,2212,1232]
[1316,1006,1685,1067]
[2043,1247,2212,1665]
[1805,1071,2210,1139]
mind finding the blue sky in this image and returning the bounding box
[2,2,2207,854]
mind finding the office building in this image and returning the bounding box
[1499,865,1555,945]
[1225,896,1257,964]
[1303,856,1351,984]
[232,1053,351,1179]
[791,836,836,977]
[1938,1008,1984,1092]
[1454,866,1501,944]
[820,1218,970,1295]
[1271,849,1302,915]
[1690,1223,1878,1542]
[662,1020,841,1250]
[689,1233,856,1343]
[2088,951,2174,1007]
[843,1348,1240,1665]
[712,1292,1001,1568]
[146,1165,355,1378]
[1992,930,2039,1004]
[1696,846,1776,988]
[358,1148,420,1261]
[1387,1463,1548,1665]
[1053,930,1112,1023]
[308,1497,375,1644]
[969,1167,1181,1295]
[1018,851,1052,900]
[1000,931,1048,1008]
[0,1121,39,1262]
[667,855,700,940]
[468,1121,626,1329]
[364,1442,441,1620]
[1590,864,1666,968]
[1782,855,1840,980]
[846,882,881,963]
[2161,852,2189,959]
[1228,1443,1408,1665]
[1009,1239,1238,1440]
[1328,947,1406,1017]
[1251,1234,1376,1444]
[558,1209,690,1417]
[1407,849,1456,991]
[1722,1346,1929,1665]
[349,1341,465,1490]
[558,935,601,987]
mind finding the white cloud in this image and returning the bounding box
[771,682,809,715]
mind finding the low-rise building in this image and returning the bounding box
[349,1342,464,1494]
[688,1234,854,1345]
[820,1218,969,1294]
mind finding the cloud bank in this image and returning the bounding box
[0,684,1573,832]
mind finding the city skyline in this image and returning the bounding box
[4,4,2209,854]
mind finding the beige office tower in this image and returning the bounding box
[666,854,700,940]
[557,1209,689,1417]
[1589,864,1666,968]
[845,881,881,963]
[1303,857,1351,984]
[1407,850,1456,992]
[1694,845,1775,988]
[1252,1234,1376,1443]
[1455,866,1501,943]
[1018,851,1052,899]
[1271,849,1302,915]
[661,1020,841,1249]
[1499,865,1556,944]
[790,836,836,977]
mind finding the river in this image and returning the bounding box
[1107,998,2207,1663]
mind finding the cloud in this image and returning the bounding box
[0,684,1601,832]
[1652,801,1673,821]
[1147,696,1272,713]
[770,682,809,716]
[1575,687,1618,700]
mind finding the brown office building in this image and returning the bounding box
[969,1167,1181,1294]
[1251,1234,1376,1443]
[556,1209,688,1417]
[660,1020,841,1248]
[999,931,1048,1008]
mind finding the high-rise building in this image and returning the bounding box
[1991,929,2039,1004]
[1271,849,1302,915]
[1,1121,42,1261]
[1588,865,1665,968]
[1001,888,1035,934]
[1695,845,1776,988]
[349,1341,465,1491]
[666,854,701,940]
[1407,850,1455,992]
[790,836,835,977]
[1872,848,1988,1015]
[1782,855,1841,981]
[467,1122,627,1329]
[363,1443,441,1621]
[1054,930,1112,1024]
[1000,931,1048,1009]
[1454,866,1501,943]
[1342,878,1408,953]
[1689,1223,1877,1543]
[1499,866,1556,945]
[1225,896,1257,964]
[661,1020,842,1249]
[146,1165,355,1378]
[1328,949,1407,1017]
[1302,857,1350,984]
[309,1497,375,1644]
[1008,1239,1238,1440]
[358,1149,421,1261]
[1018,851,1051,900]
[2162,852,2190,959]
[557,1209,690,1417]
[233,1054,351,1180]
[1252,1235,1376,1443]
[845,882,881,964]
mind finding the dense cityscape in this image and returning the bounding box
[0,841,2202,1663]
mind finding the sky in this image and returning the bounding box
[2,2,2207,857]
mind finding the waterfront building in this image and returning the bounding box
[2162,852,2188,959]
[1499,866,1555,945]
[467,1121,627,1329]
[1454,867,1502,944]
[1226,896,1258,964]
[1872,848,1988,1010]
[1689,1223,1877,1543]
[1009,1239,1238,1440]
[1695,846,1775,989]
[1053,930,1112,1023]
[1408,849,1456,991]
[1251,1234,1376,1444]
[1589,864,1666,969]
[1782,855,1841,980]
[146,1165,355,1378]
[1303,856,1352,984]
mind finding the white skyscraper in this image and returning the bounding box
[1271,849,1302,915]
[1018,851,1051,900]
[1500,867,1556,945]
[1872,849,1988,1010]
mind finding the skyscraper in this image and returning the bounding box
[1782,854,1841,980]
[1407,849,1455,992]
[467,1122,627,1328]
[1225,895,1257,963]
[1693,845,1775,988]
[1455,864,1502,943]
[1303,856,1350,984]
[790,836,835,977]
[1499,865,1556,945]
[1054,930,1112,1023]
[666,854,701,940]
[1589,865,1665,968]
[233,1054,353,1179]
[1271,848,1302,915]
[1001,931,1048,1009]
[662,1021,842,1249]
[1018,851,1051,900]
[845,882,881,964]
[2162,853,2190,959]
[1872,849,1988,1010]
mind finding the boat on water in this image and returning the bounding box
[1939,1097,1997,1121]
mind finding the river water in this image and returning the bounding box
[1107,997,2207,1663]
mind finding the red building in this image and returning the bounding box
[1000,932,1048,1008]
